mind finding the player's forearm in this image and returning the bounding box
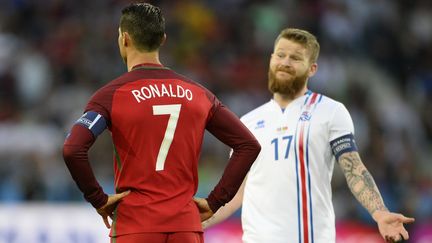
[203,204,238,229]
[203,177,246,229]
[206,105,260,212]
[339,152,388,216]
[63,125,108,208]
[206,139,258,212]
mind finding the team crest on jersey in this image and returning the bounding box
[255,120,265,129]
[300,111,312,121]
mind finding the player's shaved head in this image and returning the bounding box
[120,3,165,52]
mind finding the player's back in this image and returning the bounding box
[86,64,217,236]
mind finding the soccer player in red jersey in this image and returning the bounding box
[62,3,260,243]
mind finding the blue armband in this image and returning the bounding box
[75,111,107,137]
[330,133,358,161]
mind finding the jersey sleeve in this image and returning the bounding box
[84,88,112,126]
[328,102,358,160]
[62,87,113,209]
[205,103,261,213]
[75,111,107,138]
[63,124,108,208]
[328,102,355,141]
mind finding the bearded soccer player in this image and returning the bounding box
[196,28,415,243]
[62,3,260,243]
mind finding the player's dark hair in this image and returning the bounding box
[120,3,165,52]
[275,28,320,63]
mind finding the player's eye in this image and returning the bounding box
[276,53,285,58]
[291,55,302,61]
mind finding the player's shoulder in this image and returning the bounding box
[86,72,136,104]
[313,93,347,111]
[172,70,213,93]
[157,68,218,102]
[240,100,273,123]
[311,93,352,125]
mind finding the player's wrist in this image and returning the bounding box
[90,192,109,209]
[371,208,390,222]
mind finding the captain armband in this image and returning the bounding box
[75,111,107,137]
[330,133,358,161]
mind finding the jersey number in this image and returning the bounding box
[152,104,182,171]
[271,136,293,161]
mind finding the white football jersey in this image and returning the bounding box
[241,91,354,243]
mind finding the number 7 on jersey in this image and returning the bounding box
[152,104,182,171]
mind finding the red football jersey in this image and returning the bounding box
[87,64,218,235]
[64,63,260,237]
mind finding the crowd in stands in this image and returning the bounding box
[0,0,431,227]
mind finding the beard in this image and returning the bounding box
[268,66,308,99]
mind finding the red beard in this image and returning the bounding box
[268,67,308,99]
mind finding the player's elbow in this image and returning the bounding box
[253,139,261,154]
[246,138,261,158]
[62,144,75,165]
[62,144,84,166]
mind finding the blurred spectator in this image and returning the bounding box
[0,0,430,229]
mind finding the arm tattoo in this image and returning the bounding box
[338,152,387,215]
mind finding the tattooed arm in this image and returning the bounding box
[338,151,415,242]
[338,151,386,214]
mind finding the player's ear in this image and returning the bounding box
[122,32,131,47]
[308,63,318,78]
[160,33,167,46]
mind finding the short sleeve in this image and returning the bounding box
[328,102,355,142]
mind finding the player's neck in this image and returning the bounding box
[273,87,308,108]
[126,50,162,71]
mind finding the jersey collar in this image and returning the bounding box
[271,90,313,112]
[131,63,170,71]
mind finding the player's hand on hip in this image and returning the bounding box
[193,197,214,222]
[97,190,130,229]
[372,210,415,242]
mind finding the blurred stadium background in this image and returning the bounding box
[0,0,431,242]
